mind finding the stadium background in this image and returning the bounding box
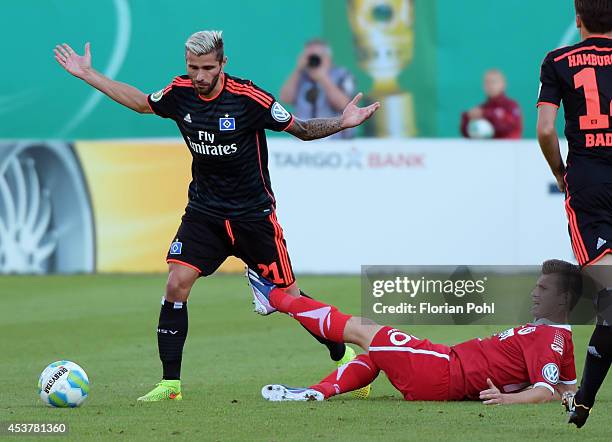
[0,0,578,275]
[3,0,573,139]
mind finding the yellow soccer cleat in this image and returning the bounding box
[337,346,371,399]
[137,380,182,402]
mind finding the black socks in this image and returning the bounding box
[575,324,612,408]
[157,299,189,380]
[155,288,347,382]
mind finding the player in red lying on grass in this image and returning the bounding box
[248,260,579,404]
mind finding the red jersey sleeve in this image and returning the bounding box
[559,337,577,385]
[524,327,574,394]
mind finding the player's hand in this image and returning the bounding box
[340,93,380,129]
[479,378,506,405]
[554,174,566,193]
[467,107,483,120]
[54,42,92,79]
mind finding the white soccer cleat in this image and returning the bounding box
[261,384,324,402]
[246,267,277,315]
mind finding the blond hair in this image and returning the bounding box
[185,30,224,60]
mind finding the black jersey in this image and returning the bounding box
[147,73,294,219]
[538,36,612,195]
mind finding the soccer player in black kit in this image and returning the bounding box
[54,30,380,401]
[537,0,612,428]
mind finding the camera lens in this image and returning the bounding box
[307,54,321,68]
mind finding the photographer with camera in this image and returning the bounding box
[280,39,356,139]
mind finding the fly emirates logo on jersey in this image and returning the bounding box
[186,131,237,156]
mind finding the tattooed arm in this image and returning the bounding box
[286,117,343,141]
[286,93,380,141]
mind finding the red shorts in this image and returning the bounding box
[368,327,459,401]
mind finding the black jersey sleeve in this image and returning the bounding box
[537,53,562,108]
[147,79,178,119]
[247,82,294,131]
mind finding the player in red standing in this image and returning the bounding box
[248,260,578,405]
[536,0,612,427]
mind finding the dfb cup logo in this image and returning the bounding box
[150,90,164,102]
[271,102,291,123]
[498,328,515,341]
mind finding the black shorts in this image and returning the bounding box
[166,208,295,288]
[565,184,612,266]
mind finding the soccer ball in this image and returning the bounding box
[467,118,495,139]
[38,361,89,407]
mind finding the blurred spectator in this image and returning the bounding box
[461,69,522,139]
[280,39,356,139]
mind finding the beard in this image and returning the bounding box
[195,71,222,96]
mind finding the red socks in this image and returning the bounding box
[269,290,378,399]
[310,354,379,399]
[270,289,351,342]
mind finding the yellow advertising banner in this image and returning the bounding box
[74,141,244,273]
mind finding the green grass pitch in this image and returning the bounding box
[1,274,611,441]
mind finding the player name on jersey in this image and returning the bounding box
[585,132,612,147]
[567,53,612,68]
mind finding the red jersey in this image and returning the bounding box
[461,94,523,139]
[451,324,576,399]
